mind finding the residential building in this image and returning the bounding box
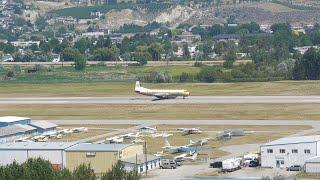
[261,135,320,168]
[10,41,40,48]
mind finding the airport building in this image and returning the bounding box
[0,124,37,143]
[261,135,320,168]
[65,143,143,175]
[29,121,58,135]
[0,142,77,169]
[0,116,31,127]
[0,142,144,174]
[122,154,160,173]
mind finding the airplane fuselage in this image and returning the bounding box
[135,81,190,99]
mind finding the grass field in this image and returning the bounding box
[0,80,319,97]
[2,104,319,120]
[147,125,310,157]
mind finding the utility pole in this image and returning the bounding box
[144,141,148,176]
[135,153,138,172]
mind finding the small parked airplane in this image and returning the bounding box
[177,128,202,135]
[162,139,208,153]
[188,138,209,146]
[121,132,141,139]
[150,132,173,138]
[134,81,190,99]
[106,136,124,143]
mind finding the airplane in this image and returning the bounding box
[72,127,88,133]
[177,128,202,135]
[134,81,190,99]
[162,139,208,153]
[154,151,165,157]
[174,151,198,161]
[188,138,209,146]
[15,137,33,142]
[32,135,48,142]
[139,126,157,133]
[106,136,124,143]
[132,138,144,144]
[121,132,141,139]
[150,132,173,138]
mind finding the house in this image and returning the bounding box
[0,124,37,143]
[0,116,31,127]
[122,154,160,173]
[261,135,320,168]
[1,54,13,62]
[29,121,58,135]
[10,41,40,48]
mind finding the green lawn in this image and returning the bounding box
[0,80,319,97]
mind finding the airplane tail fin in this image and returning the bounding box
[164,139,171,148]
[190,139,194,144]
[135,81,141,91]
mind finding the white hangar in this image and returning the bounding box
[261,135,320,168]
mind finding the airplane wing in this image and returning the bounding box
[177,147,209,152]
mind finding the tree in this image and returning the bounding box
[223,50,236,68]
[182,43,190,60]
[96,36,112,49]
[133,51,151,66]
[39,41,52,54]
[72,164,95,180]
[74,38,92,54]
[62,48,80,61]
[197,66,222,83]
[35,16,48,32]
[74,53,87,71]
[292,48,320,80]
[93,46,120,61]
[148,43,163,61]
[101,161,139,180]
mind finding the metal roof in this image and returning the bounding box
[306,156,320,163]
[262,135,320,146]
[66,143,131,152]
[0,142,77,150]
[121,154,159,165]
[29,121,57,130]
[0,124,36,137]
[0,116,30,123]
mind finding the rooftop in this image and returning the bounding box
[0,116,30,123]
[306,156,320,163]
[0,124,36,137]
[66,143,131,152]
[30,121,57,129]
[121,154,159,164]
[262,135,320,146]
[0,142,77,150]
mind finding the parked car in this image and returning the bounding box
[160,159,177,169]
[175,158,184,166]
[210,161,222,168]
[249,160,260,167]
[286,165,302,171]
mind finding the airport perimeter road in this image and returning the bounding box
[1,96,320,104]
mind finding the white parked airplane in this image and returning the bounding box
[134,81,190,99]
[150,132,173,138]
[177,128,202,135]
[106,136,124,143]
[188,138,209,146]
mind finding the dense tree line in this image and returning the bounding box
[0,158,139,180]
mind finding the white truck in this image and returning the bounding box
[222,158,242,172]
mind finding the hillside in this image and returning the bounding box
[46,1,320,29]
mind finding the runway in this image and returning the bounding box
[0,96,320,104]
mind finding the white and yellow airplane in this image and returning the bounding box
[134,81,190,99]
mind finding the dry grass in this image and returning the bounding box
[1,103,319,120]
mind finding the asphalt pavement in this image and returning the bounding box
[1,96,320,104]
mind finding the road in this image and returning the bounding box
[1,96,320,104]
